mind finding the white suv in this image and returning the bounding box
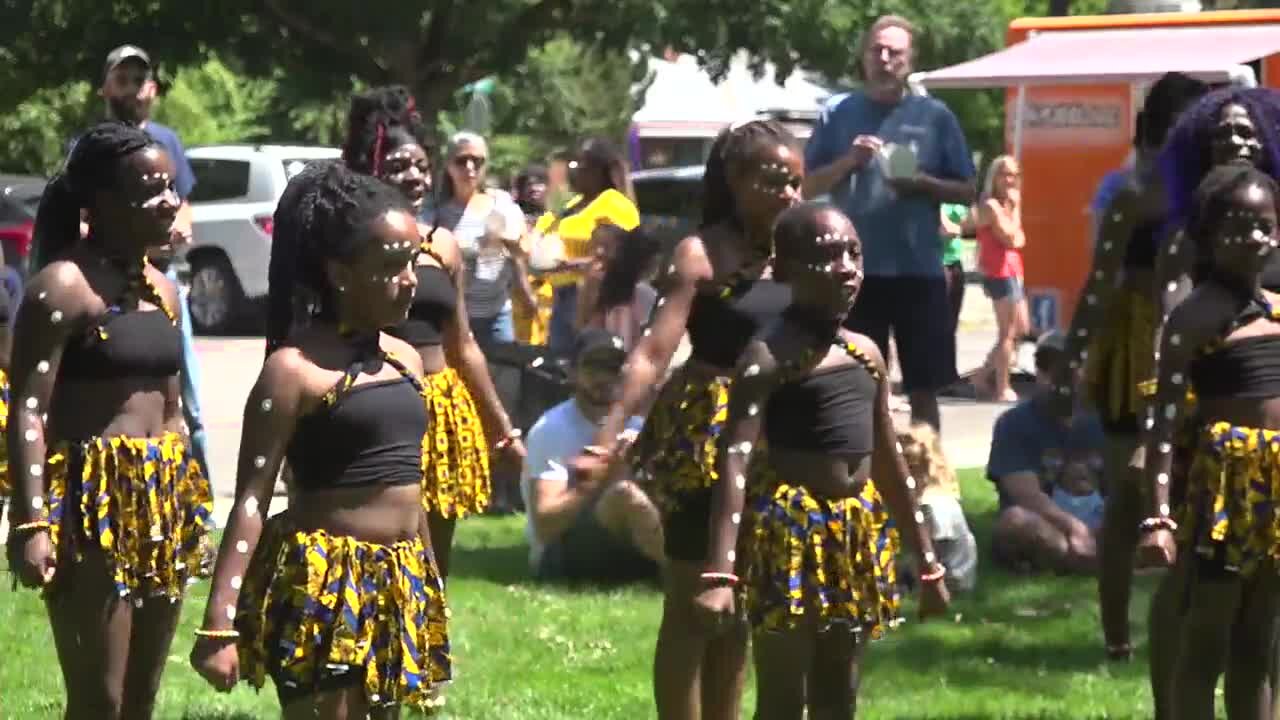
[181,144,342,333]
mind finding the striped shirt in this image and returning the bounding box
[428,193,523,319]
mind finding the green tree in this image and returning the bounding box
[0,82,95,176]
[151,57,276,146]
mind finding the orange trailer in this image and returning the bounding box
[911,9,1280,333]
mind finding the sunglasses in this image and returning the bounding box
[452,155,487,169]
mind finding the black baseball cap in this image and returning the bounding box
[103,45,151,80]
[573,329,627,369]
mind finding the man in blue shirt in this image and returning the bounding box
[98,45,210,479]
[987,331,1103,576]
[803,15,976,432]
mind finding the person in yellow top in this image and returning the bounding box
[532,138,640,354]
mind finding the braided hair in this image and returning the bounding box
[1160,87,1280,233]
[31,121,155,272]
[342,85,424,178]
[596,225,662,312]
[1188,163,1279,285]
[264,161,412,356]
[701,120,798,230]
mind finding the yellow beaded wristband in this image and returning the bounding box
[193,629,240,639]
[11,520,50,533]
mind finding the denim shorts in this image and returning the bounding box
[982,275,1024,302]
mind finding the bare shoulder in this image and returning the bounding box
[735,338,781,384]
[424,225,460,269]
[670,233,715,284]
[23,260,95,320]
[840,329,887,371]
[1167,285,1232,347]
[145,262,180,313]
[382,333,424,375]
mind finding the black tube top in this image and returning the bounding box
[387,265,456,347]
[686,279,790,369]
[60,308,182,380]
[763,338,878,455]
[1191,334,1280,399]
[286,364,427,491]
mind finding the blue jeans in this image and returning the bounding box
[469,301,515,353]
[549,284,579,356]
[167,267,210,479]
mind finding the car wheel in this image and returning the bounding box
[188,254,245,334]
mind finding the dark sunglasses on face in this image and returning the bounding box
[452,155,486,169]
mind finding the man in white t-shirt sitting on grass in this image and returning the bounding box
[521,329,664,583]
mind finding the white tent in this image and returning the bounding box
[633,52,834,139]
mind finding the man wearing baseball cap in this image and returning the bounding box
[521,329,664,583]
[986,330,1105,576]
[95,44,210,478]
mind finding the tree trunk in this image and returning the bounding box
[1048,0,1072,14]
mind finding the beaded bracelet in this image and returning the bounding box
[493,428,523,451]
[194,628,240,639]
[699,572,739,587]
[11,520,50,533]
[1139,516,1178,533]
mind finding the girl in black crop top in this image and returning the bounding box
[571,120,801,720]
[5,123,212,720]
[297,86,524,583]
[712,203,948,719]
[192,164,450,714]
[1138,165,1280,719]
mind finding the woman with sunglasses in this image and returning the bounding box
[431,132,537,352]
[532,138,640,356]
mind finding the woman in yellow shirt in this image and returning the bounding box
[533,138,640,354]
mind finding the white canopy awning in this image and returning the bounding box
[913,24,1280,89]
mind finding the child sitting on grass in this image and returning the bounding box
[899,422,979,594]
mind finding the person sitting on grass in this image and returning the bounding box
[521,328,664,584]
[898,421,978,594]
[988,330,1104,575]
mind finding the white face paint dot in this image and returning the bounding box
[531,357,545,368]
[1164,404,1177,420]
[30,496,43,510]
[1159,442,1172,454]
[1159,503,1170,517]
[1166,282,1178,293]
[1157,473,1170,486]
[747,404,758,416]
[731,512,741,525]
[906,476,917,490]
[643,328,652,337]
[1145,417,1155,430]
[25,397,36,410]
[727,550,736,563]
[915,510,925,524]
[29,464,42,478]
[37,291,47,301]
[1169,334,1181,347]
[230,576,242,590]
[236,540,249,554]
[49,311,62,323]
[24,429,37,442]
[225,605,236,621]
[244,497,259,517]
[895,442,904,454]
[1171,373,1183,385]
[1094,270,1104,280]
[1086,294,1097,305]
[254,455,266,469]
[924,551,937,565]
[735,474,746,490]
[36,361,49,374]
[657,297,666,307]
[1077,328,1088,338]
[743,364,760,377]
[260,399,273,412]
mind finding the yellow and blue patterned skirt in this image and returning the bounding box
[744,466,901,638]
[629,367,731,512]
[1181,422,1280,576]
[38,432,212,599]
[422,367,490,518]
[1086,287,1156,434]
[0,368,9,495]
[235,517,451,710]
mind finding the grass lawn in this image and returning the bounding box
[0,468,1186,719]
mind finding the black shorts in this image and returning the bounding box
[537,502,658,585]
[662,489,713,564]
[843,275,958,394]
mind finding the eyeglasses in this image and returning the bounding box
[452,155,487,169]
